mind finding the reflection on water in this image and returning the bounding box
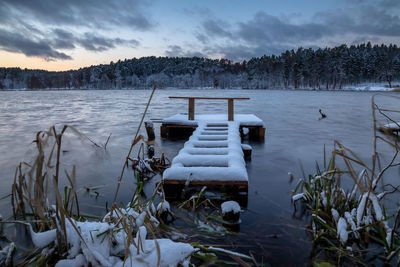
[0,89,399,265]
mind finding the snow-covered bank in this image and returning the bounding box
[343,83,400,91]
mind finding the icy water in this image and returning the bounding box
[0,89,399,265]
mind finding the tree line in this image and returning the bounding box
[1,42,399,90]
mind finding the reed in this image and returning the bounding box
[292,94,400,265]
[6,86,255,266]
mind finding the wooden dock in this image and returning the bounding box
[162,121,248,197]
[160,97,265,141]
[160,96,265,199]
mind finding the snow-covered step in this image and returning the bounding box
[163,121,248,184]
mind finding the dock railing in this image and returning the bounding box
[169,96,250,121]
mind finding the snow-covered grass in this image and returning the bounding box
[9,123,255,266]
[292,163,399,264]
[291,95,400,265]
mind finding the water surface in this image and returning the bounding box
[0,89,398,265]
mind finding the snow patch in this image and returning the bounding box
[221,201,241,215]
[337,217,348,243]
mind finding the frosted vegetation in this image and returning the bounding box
[291,95,400,265]
[1,43,399,90]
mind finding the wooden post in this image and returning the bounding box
[145,121,155,141]
[228,99,234,121]
[188,98,195,120]
[259,127,266,141]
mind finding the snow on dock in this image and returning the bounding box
[162,121,248,192]
[160,96,265,141]
[162,113,265,127]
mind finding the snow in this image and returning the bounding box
[292,193,306,201]
[241,144,252,150]
[345,83,397,92]
[383,221,393,248]
[369,193,383,221]
[162,113,265,127]
[344,211,359,238]
[115,226,196,267]
[163,121,248,182]
[28,205,196,267]
[27,224,57,248]
[55,254,87,267]
[206,246,252,260]
[157,200,170,213]
[382,122,400,130]
[331,208,339,222]
[357,193,368,226]
[337,217,348,244]
[221,201,241,215]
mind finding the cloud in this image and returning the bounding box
[77,33,139,52]
[314,6,400,36]
[202,19,232,38]
[164,45,205,58]
[0,29,72,61]
[0,0,151,60]
[51,29,140,52]
[237,12,327,44]
[194,4,400,60]
[183,7,212,17]
[0,0,154,31]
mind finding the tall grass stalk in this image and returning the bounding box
[292,94,400,265]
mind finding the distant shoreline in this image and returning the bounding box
[1,85,399,92]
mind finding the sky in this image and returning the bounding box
[0,0,399,71]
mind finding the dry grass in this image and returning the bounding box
[6,84,256,266]
[292,94,400,265]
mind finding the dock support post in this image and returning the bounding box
[145,121,155,141]
[188,98,195,120]
[228,99,234,121]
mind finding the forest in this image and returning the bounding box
[1,42,399,90]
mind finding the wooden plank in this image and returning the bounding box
[169,96,250,100]
[188,98,195,120]
[228,99,234,121]
[163,125,197,129]
[162,180,248,186]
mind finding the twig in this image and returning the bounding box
[112,84,156,211]
[104,133,112,150]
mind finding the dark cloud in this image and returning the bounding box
[0,29,71,61]
[165,45,204,58]
[52,29,76,49]
[194,3,400,60]
[380,0,400,8]
[51,29,140,52]
[0,0,154,31]
[315,6,400,36]
[195,33,209,44]
[202,19,232,38]
[0,0,150,60]
[237,12,326,43]
[77,33,139,52]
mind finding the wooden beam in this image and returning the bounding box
[188,98,195,120]
[169,96,250,100]
[228,99,234,121]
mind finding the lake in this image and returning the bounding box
[0,89,399,265]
